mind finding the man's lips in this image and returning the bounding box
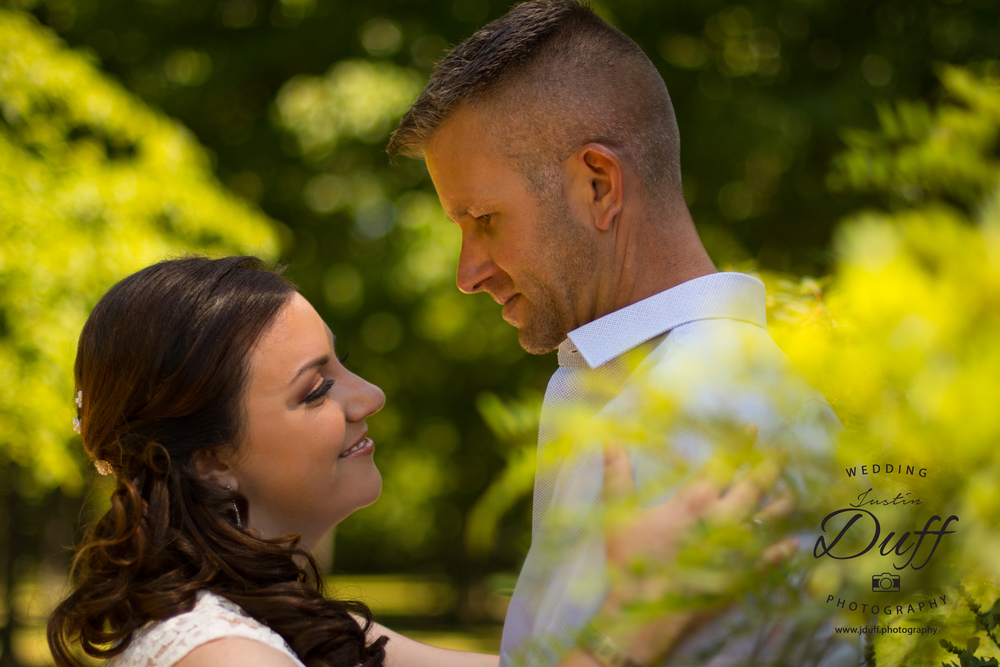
[501,294,521,322]
[488,292,517,306]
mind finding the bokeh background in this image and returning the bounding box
[1,0,1000,664]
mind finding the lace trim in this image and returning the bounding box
[107,590,305,667]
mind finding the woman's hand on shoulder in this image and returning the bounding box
[575,428,797,667]
[173,637,303,667]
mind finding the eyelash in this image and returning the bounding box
[304,379,334,405]
[302,355,348,405]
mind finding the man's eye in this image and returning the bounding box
[477,213,493,224]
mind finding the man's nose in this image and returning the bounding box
[456,233,494,294]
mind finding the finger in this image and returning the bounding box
[692,424,761,490]
[673,478,719,521]
[603,442,635,506]
[708,450,788,524]
[607,475,717,568]
[752,490,796,523]
[758,537,800,569]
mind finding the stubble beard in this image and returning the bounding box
[515,197,598,355]
[516,295,571,354]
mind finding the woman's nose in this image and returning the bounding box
[346,374,385,422]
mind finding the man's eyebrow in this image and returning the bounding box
[290,355,329,386]
[446,204,468,221]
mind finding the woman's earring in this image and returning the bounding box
[226,485,243,529]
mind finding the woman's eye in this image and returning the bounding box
[303,378,334,405]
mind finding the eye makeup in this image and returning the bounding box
[303,378,334,404]
[298,353,348,404]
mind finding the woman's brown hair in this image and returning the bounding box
[47,256,387,667]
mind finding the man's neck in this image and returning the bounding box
[590,201,716,322]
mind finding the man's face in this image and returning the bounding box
[425,108,597,354]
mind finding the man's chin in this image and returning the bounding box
[516,325,566,355]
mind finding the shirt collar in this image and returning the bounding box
[561,272,767,369]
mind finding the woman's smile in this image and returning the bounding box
[227,292,386,550]
[340,436,374,459]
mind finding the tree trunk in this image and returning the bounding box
[0,461,24,667]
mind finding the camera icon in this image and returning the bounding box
[871,573,901,593]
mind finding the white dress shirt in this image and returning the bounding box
[498,272,858,667]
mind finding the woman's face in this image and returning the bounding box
[226,292,385,549]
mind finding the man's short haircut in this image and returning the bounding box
[388,0,683,201]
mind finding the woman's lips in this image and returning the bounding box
[339,437,374,459]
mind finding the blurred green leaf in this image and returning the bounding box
[0,9,277,491]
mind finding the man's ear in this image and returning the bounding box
[191,447,239,491]
[572,143,624,232]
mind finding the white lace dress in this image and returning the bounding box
[107,590,306,667]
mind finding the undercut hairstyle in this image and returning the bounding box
[48,256,387,667]
[388,0,683,201]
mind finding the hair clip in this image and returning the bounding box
[73,390,84,434]
[73,391,109,474]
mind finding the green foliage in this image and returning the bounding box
[829,64,1000,209]
[940,636,1000,667]
[946,590,1000,666]
[465,392,542,556]
[0,10,277,491]
[982,599,1000,634]
[275,59,423,159]
[766,67,1000,666]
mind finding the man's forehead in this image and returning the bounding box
[426,129,492,219]
[427,117,523,208]
[427,106,510,166]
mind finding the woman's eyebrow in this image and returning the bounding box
[290,355,329,386]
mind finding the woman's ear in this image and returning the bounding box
[191,448,239,491]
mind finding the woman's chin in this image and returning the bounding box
[338,470,383,521]
[359,475,383,509]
